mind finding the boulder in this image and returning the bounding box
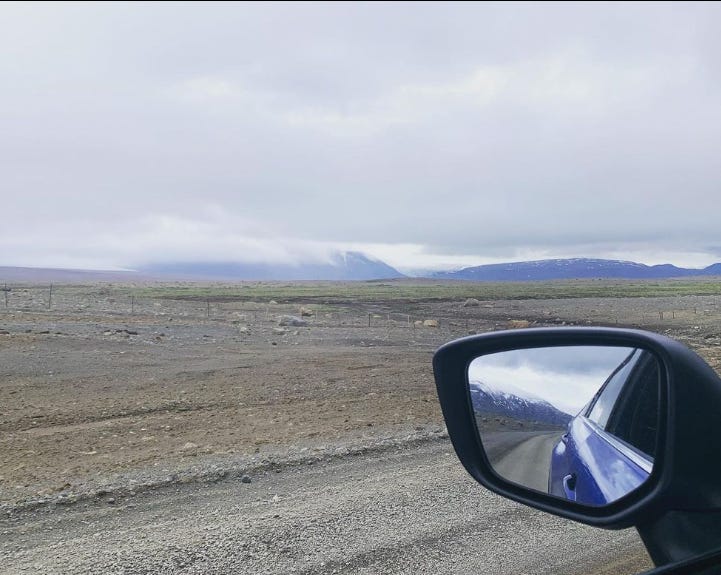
[423,319,439,328]
[299,306,314,317]
[462,298,481,307]
[278,315,307,327]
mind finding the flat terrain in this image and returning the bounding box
[3,279,721,573]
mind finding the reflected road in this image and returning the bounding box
[483,430,564,493]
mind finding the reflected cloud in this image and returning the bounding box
[468,346,632,414]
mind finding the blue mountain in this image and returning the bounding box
[433,258,721,281]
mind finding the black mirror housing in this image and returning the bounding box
[433,327,721,532]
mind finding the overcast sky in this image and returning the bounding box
[2,2,721,272]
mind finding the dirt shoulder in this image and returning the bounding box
[0,335,441,507]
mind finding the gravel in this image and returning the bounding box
[0,440,653,575]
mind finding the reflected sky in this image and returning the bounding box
[468,346,634,414]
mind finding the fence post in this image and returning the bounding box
[368,313,371,327]
[206,300,210,318]
[3,283,7,309]
[48,284,53,309]
[131,295,135,314]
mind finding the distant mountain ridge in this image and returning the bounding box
[0,266,142,283]
[433,258,721,281]
[139,251,405,281]
[0,252,405,282]
[4,256,721,283]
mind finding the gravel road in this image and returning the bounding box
[490,431,561,493]
[1,439,653,575]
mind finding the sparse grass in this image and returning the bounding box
[123,278,721,303]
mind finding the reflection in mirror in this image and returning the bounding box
[468,345,660,507]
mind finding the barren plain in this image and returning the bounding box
[3,278,721,573]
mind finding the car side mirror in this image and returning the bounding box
[467,344,659,507]
[433,327,721,570]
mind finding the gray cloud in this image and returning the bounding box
[2,2,721,271]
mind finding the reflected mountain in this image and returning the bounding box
[469,380,572,427]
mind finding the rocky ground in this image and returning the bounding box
[2,281,721,573]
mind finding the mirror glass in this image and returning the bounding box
[468,345,660,506]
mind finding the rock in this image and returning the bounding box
[273,327,287,335]
[268,300,278,305]
[181,442,198,450]
[299,306,314,317]
[507,320,530,329]
[423,319,439,328]
[240,475,252,484]
[238,326,249,334]
[462,298,481,307]
[278,315,307,327]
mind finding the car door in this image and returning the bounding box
[549,349,658,504]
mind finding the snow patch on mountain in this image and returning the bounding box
[470,377,544,403]
[469,379,572,426]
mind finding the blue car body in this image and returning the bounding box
[549,349,657,505]
[549,416,652,505]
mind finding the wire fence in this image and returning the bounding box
[2,283,720,333]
